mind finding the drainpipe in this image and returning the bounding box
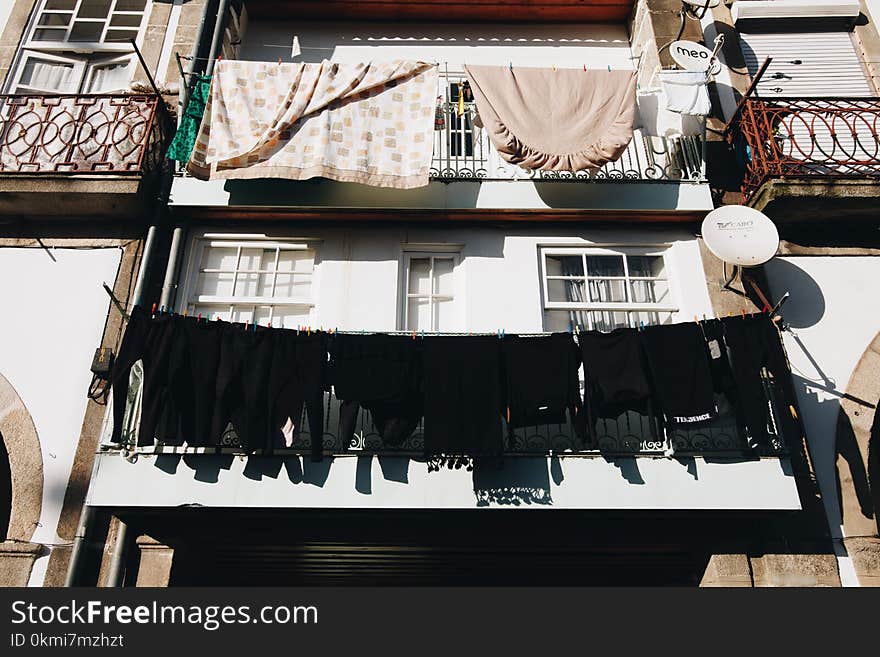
[160,0,228,310]
[66,0,224,588]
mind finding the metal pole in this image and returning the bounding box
[724,56,773,136]
[206,0,230,75]
[160,225,186,309]
[104,520,129,587]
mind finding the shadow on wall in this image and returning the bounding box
[764,259,826,329]
[835,406,875,530]
[870,401,880,533]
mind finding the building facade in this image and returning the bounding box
[0,0,877,587]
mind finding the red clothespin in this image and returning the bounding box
[583,64,587,71]
[740,308,746,319]
[277,57,282,66]
[151,302,157,318]
[412,330,417,340]
[197,312,202,322]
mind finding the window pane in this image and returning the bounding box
[38,13,72,26]
[238,248,263,271]
[45,0,77,9]
[548,278,586,303]
[588,278,627,303]
[254,306,273,326]
[273,273,311,298]
[105,29,138,42]
[544,309,585,333]
[114,0,147,10]
[86,60,131,93]
[433,257,454,295]
[32,28,67,41]
[198,271,234,296]
[190,304,231,322]
[434,298,454,331]
[590,310,629,332]
[408,258,431,295]
[77,0,112,19]
[630,280,670,305]
[278,249,314,273]
[201,246,238,271]
[628,255,665,278]
[407,298,430,331]
[69,21,103,41]
[110,14,142,27]
[545,254,584,277]
[272,306,311,329]
[230,306,255,324]
[19,57,75,91]
[586,255,624,277]
[233,273,259,296]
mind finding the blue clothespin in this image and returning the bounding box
[508,61,513,71]
[607,65,611,72]
[639,321,645,331]
[501,329,505,338]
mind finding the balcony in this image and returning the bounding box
[0,93,170,219]
[431,71,705,184]
[727,97,880,220]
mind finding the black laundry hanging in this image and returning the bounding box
[578,327,653,419]
[721,313,791,449]
[111,306,184,446]
[642,322,717,426]
[422,336,504,458]
[329,333,423,448]
[501,332,581,428]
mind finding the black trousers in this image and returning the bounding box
[721,314,790,448]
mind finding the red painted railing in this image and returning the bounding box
[728,97,880,201]
[0,94,168,175]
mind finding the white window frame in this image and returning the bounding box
[178,233,322,328]
[5,0,151,94]
[25,0,152,51]
[540,244,678,316]
[399,246,463,332]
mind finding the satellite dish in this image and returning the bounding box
[682,0,721,8]
[669,40,720,74]
[701,205,779,267]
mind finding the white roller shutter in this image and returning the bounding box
[739,31,873,97]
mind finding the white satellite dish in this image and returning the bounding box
[701,205,779,267]
[670,40,719,73]
[682,0,721,9]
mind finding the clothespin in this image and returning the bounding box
[253,321,257,332]
[182,309,187,318]
[727,311,732,318]
[552,64,557,72]
[151,302,157,318]
[508,61,513,71]
[694,315,699,323]
[412,330,417,340]
[307,326,311,336]
[702,314,707,322]
[198,312,202,322]
[244,319,249,330]
[583,64,587,71]
[607,65,611,72]
[741,308,746,319]
[277,57,282,66]
[639,321,645,331]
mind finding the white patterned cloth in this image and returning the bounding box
[188,59,439,189]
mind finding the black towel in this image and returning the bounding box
[502,333,580,428]
[578,328,652,419]
[422,336,503,457]
[642,322,717,425]
[721,314,790,447]
[329,334,423,447]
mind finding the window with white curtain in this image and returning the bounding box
[401,251,460,332]
[541,246,676,333]
[182,238,317,329]
[7,0,150,93]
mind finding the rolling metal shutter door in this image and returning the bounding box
[740,31,873,97]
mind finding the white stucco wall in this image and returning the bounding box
[0,246,122,586]
[765,256,880,534]
[0,1,14,38]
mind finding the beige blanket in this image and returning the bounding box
[188,59,438,188]
[464,65,637,172]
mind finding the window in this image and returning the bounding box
[7,0,150,93]
[541,246,676,332]
[182,238,317,329]
[401,251,460,332]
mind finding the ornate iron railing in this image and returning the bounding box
[430,70,706,183]
[728,97,880,201]
[113,380,789,459]
[0,93,168,175]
